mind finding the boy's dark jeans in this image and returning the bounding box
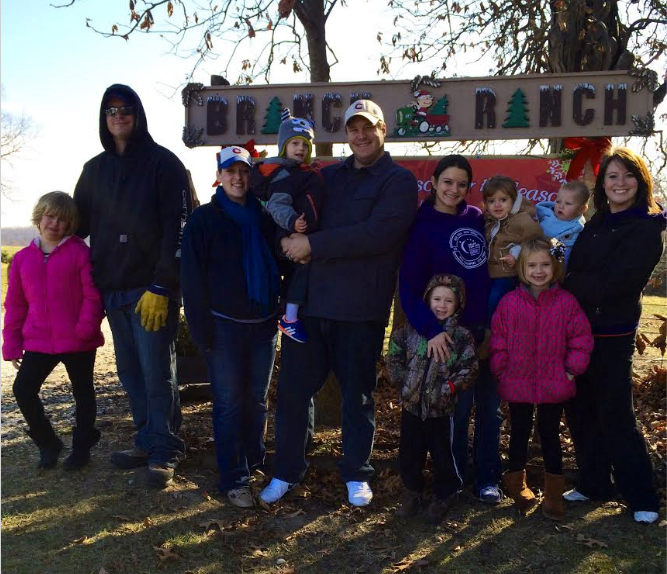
[399,409,463,499]
[565,333,659,512]
[273,316,385,484]
[13,350,97,445]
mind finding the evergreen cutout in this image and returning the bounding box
[431,96,448,115]
[261,97,283,134]
[502,89,529,128]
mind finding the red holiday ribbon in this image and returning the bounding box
[241,139,260,158]
[564,136,612,180]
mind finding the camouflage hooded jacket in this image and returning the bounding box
[386,274,479,420]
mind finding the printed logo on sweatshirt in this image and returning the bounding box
[449,228,487,269]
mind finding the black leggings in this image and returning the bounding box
[13,350,97,440]
[508,402,563,475]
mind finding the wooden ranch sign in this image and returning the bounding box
[181,71,655,148]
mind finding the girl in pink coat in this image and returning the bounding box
[490,237,593,520]
[3,192,105,471]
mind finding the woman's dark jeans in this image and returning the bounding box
[204,316,278,492]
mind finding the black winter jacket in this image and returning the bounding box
[74,84,191,297]
[564,206,666,335]
[180,195,280,351]
[250,159,324,234]
[306,153,418,323]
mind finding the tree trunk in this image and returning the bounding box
[295,0,333,158]
[546,0,626,154]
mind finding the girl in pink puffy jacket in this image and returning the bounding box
[490,237,593,521]
[3,192,105,471]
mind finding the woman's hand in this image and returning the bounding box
[427,331,453,363]
[11,359,22,370]
[566,372,575,381]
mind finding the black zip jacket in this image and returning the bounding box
[180,195,280,351]
[564,206,666,335]
[74,84,191,297]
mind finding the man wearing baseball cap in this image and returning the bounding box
[74,84,191,488]
[261,100,418,507]
[180,145,281,508]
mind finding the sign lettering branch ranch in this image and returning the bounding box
[182,71,655,148]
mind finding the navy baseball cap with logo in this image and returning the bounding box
[344,99,384,126]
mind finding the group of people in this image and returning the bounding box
[3,86,664,526]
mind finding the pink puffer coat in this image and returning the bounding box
[490,284,593,404]
[2,236,104,360]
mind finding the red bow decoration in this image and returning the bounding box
[241,139,260,158]
[564,136,612,180]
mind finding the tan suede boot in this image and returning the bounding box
[502,470,537,514]
[542,472,565,521]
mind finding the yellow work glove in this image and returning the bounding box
[134,291,169,332]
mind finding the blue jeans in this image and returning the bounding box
[104,295,185,467]
[453,359,502,492]
[204,317,277,492]
[487,277,517,323]
[273,317,385,484]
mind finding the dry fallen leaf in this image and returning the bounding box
[99,569,109,574]
[202,490,212,501]
[143,516,154,528]
[112,515,131,522]
[285,509,305,518]
[575,534,608,548]
[154,546,181,561]
[72,535,88,544]
[199,519,228,531]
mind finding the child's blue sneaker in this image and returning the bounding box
[278,316,307,343]
[478,485,503,504]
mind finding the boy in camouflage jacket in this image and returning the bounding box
[387,274,478,523]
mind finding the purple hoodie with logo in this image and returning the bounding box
[399,200,491,340]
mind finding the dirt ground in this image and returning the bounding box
[2,308,666,574]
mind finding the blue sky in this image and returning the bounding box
[0,0,397,226]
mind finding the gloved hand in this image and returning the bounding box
[135,291,169,332]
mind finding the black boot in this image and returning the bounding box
[63,427,101,471]
[26,427,64,470]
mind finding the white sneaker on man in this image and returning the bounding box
[634,511,659,524]
[563,489,589,501]
[346,481,373,506]
[259,478,296,504]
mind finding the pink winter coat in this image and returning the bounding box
[2,236,105,360]
[490,284,593,404]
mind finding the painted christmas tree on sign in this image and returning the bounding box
[503,89,529,128]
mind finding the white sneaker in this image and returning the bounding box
[346,481,373,506]
[259,478,296,504]
[563,489,589,502]
[634,511,659,524]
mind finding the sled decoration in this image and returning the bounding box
[183,71,656,147]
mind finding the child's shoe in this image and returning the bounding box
[542,472,565,521]
[396,489,421,518]
[278,316,308,343]
[27,427,64,470]
[63,427,101,471]
[424,496,450,525]
[346,481,373,506]
[502,470,537,514]
[563,488,589,502]
[634,511,659,524]
[478,484,503,504]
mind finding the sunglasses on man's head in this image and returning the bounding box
[105,105,135,117]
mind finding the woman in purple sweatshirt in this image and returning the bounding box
[399,155,502,504]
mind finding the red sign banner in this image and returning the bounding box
[320,156,570,207]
